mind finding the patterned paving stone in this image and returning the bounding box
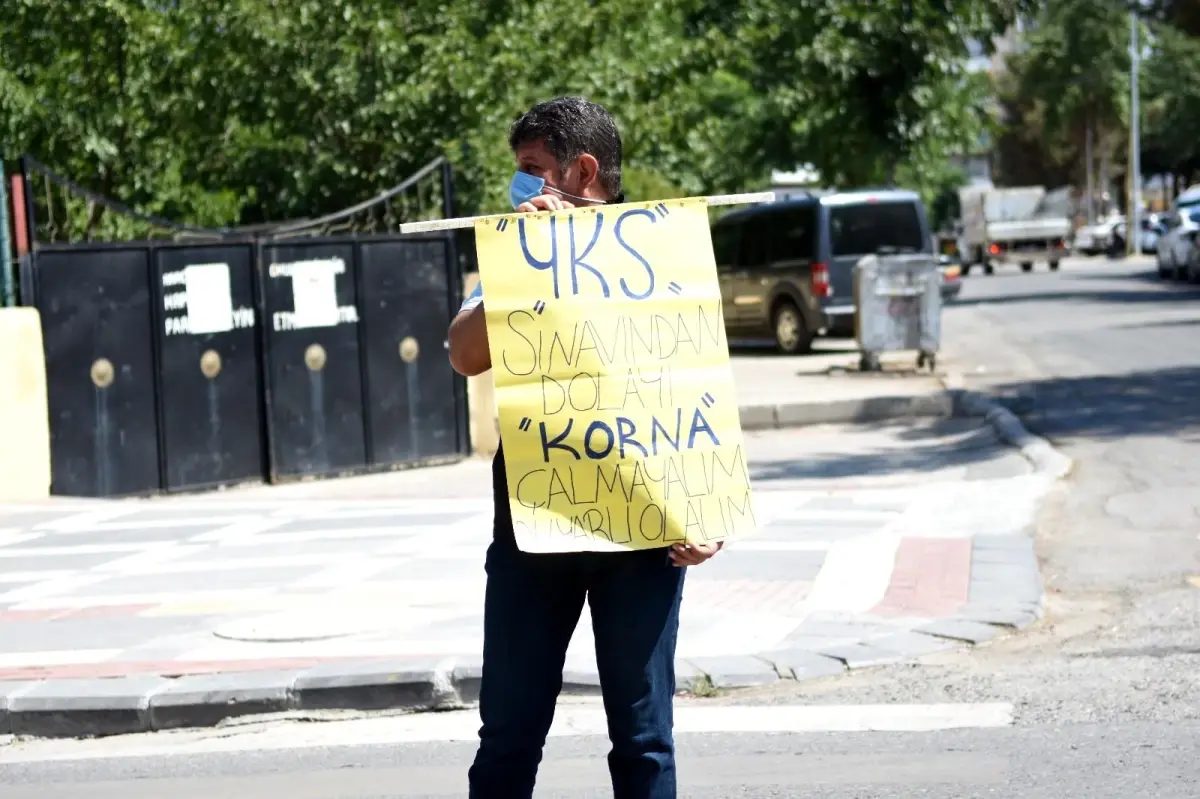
[0,459,1053,731]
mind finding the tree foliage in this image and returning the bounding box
[1140,18,1200,182]
[997,0,1200,195]
[1146,0,1200,37]
[996,0,1132,190]
[1,0,1030,228]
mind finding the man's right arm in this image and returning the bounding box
[449,195,572,377]
[448,302,491,376]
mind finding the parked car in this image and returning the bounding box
[1181,235,1200,284]
[1111,214,1162,256]
[710,189,934,353]
[1155,207,1200,278]
[1073,216,1122,256]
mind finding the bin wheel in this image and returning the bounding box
[1020,262,1034,273]
[983,262,995,275]
[917,352,936,372]
[961,263,973,276]
[772,301,814,355]
[1049,260,1061,271]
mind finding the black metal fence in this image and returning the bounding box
[11,157,470,497]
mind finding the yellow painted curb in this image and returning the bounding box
[0,308,51,501]
[462,272,499,457]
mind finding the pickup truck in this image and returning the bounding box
[957,186,1071,274]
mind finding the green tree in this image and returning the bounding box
[1147,0,1200,37]
[718,0,1034,188]
[1141,21,1200,188]
[1,0,1039,230]
[0,1,244,236]
[1001,0,1133,195]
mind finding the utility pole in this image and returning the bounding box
[1129,8,1142,257]
[1085,120,1096,226]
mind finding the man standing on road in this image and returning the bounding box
[447,96,723,799]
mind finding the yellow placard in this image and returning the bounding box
[474,198,757,553]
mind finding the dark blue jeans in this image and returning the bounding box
[468,539,686,799]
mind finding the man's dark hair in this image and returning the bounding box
[509,96,623,200]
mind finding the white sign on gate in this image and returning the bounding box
[182,262,235,334]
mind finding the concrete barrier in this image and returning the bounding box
[0,308,51,501]
[461,273,499,457]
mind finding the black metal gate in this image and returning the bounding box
[12,156,470,497]
[358,236,466,467]
[256,235,467,480]
[26,246,162,497]
[154,243,265,491]
[258,240,368,480]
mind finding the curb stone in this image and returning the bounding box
[292,658,453,712]
[675,660,709,693]
[945,379,1074,479]
[739,392,953,430]
[918,619,1006,645]
[148,670,295,731]
[0,377,1070,740]
[756,650,847,681]
[0,681,36,736]
[7,676,169,738]
[684,655,780,688]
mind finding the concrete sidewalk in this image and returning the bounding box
[464,340,951,455]
[0,411,1063,739]
[731,340,950,429]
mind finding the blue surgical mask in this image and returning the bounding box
[508,171,606,209]
[509,171,547,209]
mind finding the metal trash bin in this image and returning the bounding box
[853,253,942,372]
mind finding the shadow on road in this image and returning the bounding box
[1113,318,1200,331]
[1066,269,1175,287]
[749,419,1012,483]
[989,365,1200,441]
[728,340,860,356]
[950,285,1200,308]
[752,365,1200,485]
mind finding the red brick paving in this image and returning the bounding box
[871,537,972,617]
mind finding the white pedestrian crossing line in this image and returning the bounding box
[37,515,273,534]
[10,587,278,610]
[0,574,110,604]
[0,702,1015,764]
[0,532,42,547]
[0,648,121,668]
[0,543,173,558]
[187,518,294,543]
[0,494,911,614]
[91,544,209,574]
[728,540,838,552]
[32,507,139,531]
[0,570,79,585]
[804,529,901,615]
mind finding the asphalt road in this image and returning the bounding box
[2,256,1198,797]
[1,718,1196,798]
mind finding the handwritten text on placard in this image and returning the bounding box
[474,199,757,553]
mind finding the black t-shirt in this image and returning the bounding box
[491,445,516,548]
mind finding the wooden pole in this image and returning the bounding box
[396,191,776,235]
